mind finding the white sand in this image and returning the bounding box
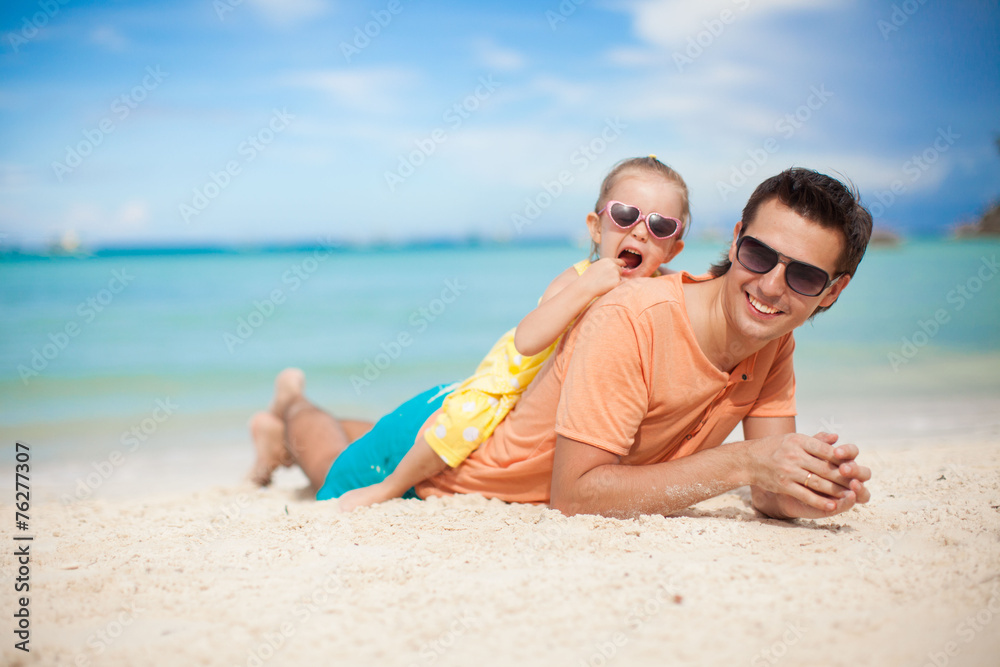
[2,438,999,667]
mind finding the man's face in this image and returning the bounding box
[722,197,850,345]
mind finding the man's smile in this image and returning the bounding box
[746,292,782,316]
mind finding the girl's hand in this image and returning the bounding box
[580,258,625,298]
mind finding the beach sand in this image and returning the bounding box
[2,434,999,667]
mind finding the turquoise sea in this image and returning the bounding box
[1,239,999,468]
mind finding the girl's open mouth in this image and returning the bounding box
[619,248,642,270]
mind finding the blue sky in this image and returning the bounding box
[1,0,997,248]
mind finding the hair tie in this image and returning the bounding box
[648,154,658,160]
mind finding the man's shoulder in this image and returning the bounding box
[594,271,693,314]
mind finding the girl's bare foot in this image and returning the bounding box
[337,481,398,512]
[248,411,293,486]
[269,368,306,419]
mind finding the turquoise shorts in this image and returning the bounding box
[316,384,454,502]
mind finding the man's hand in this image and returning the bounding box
[748,431,870,519]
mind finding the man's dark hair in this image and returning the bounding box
[708,168,873,315]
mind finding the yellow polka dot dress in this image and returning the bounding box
[425,260,591,467]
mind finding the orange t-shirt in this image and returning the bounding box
[415,272,796,504]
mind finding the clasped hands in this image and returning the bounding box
[749,432,871,519]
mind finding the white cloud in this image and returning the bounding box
[795,151,953,196]
[247,0,329,27]
[473,38,527,72]
[282,67,420,112]
[0,163,37,189]
[527,75,598,108]
[65,202,102,229]
[677,146,955,231]
[89,25,129,52]
[439,125,588,187]
[605,47,663,68]
[585,3,871,197]
[57,200,151,243]
[625,0,841,48]
[607,0,849,104]
[117,200,150,229]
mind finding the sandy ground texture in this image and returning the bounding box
[2,438,999,667]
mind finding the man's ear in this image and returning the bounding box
[727,221,744,263]
[819,273,851,309]
[586,211,602,245]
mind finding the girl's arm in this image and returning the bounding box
[513,258,624,356]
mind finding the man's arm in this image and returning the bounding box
[549,423,871,519]
[550,434,750,519]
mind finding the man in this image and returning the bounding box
[253,168,872,520]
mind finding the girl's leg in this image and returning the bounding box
[336,432,448,511]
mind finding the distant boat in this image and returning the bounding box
[46,230,89,257]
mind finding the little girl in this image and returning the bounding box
[327,155,691,510]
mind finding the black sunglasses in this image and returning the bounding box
[735,235,841,297]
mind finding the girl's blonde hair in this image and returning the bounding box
[589,156,691,258]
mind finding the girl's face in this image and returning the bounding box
[586,172,686,279]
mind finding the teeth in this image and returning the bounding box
[619,248,642,270]
[748,294,779,315]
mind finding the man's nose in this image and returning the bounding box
[757,261,786,296]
